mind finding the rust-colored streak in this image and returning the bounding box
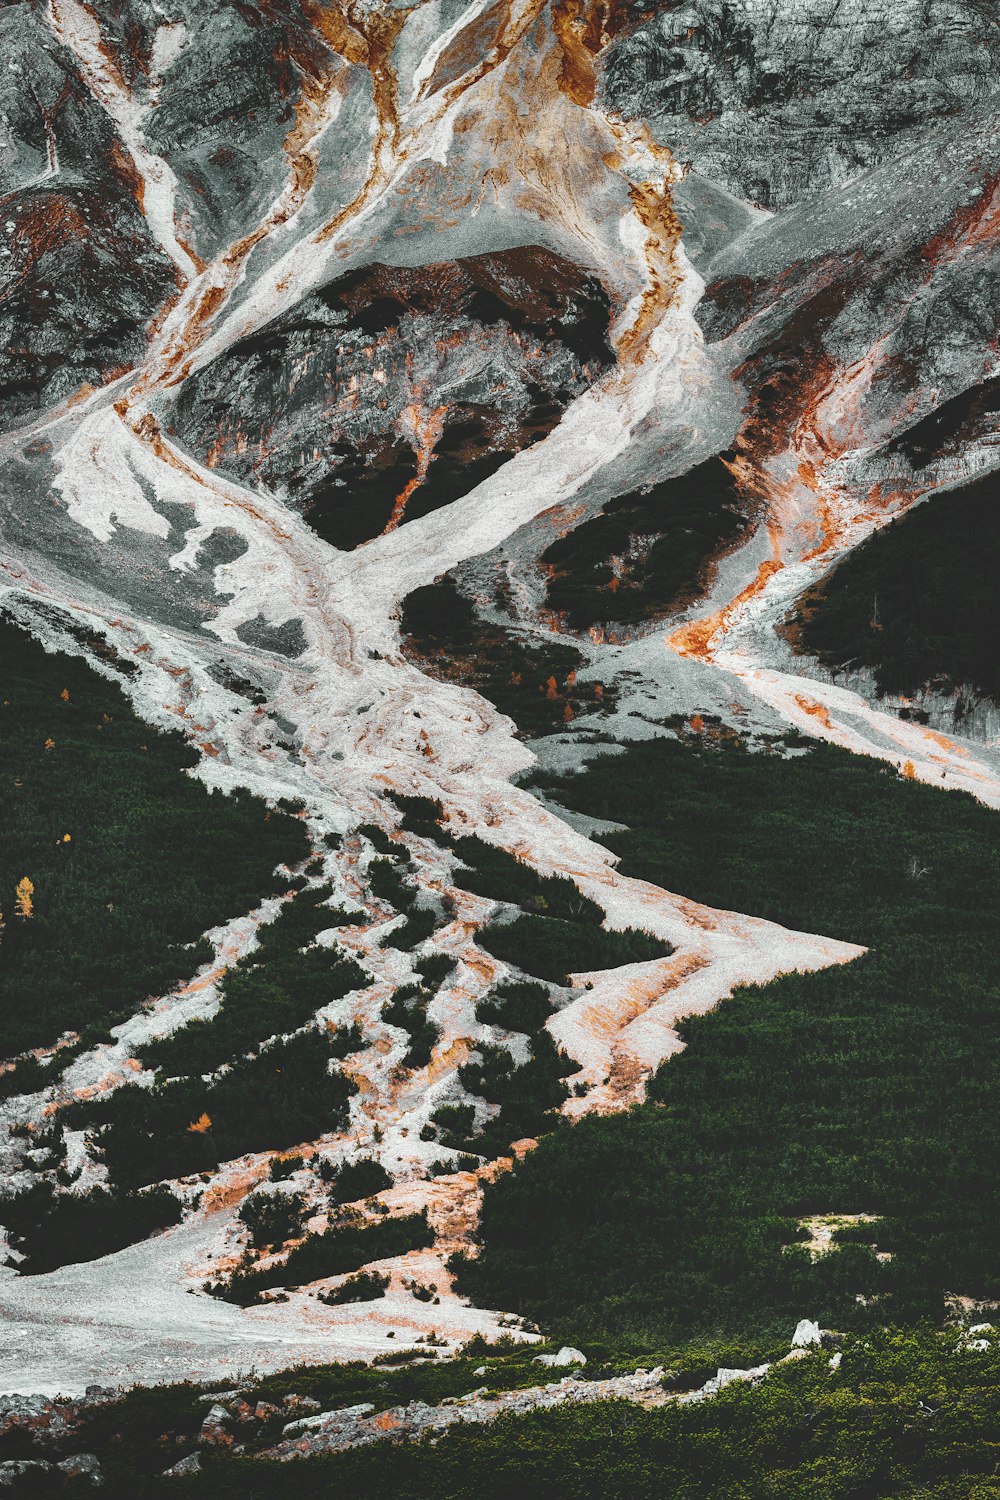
[615,174,684,359]
[421,0,510,99]
[551,0,631,106]
[551,0,598,106]
[668,558,783,663]
[793,694,833,730]
[920,168,1000,268]
[382,403,448,534]
[312,3,409,248]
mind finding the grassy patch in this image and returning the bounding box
[784,467,1000,707]
[0,615,308,1058]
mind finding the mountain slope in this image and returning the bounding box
[0,8,998,1483]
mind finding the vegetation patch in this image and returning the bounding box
[0,1181,183,1275]
[209,1211,434,1305]
[432,1032,577,1160]
[138,885,368,1078]
[456,734,1000,1345]
[382,908,438,952]
[368,856,417,911]
[453,833,671,984]
[0,1054,50,1101]
[400,577,610,737]
[179,1331,1000,1498]
[71,1030,359,1191]
[383,984,442,1070]
[530,731,997,947]
[476,980,553,1034]
[0,614,309,1059]
[423,980,575,1160]
[323,1157,393,1205]
[477,915,672,985]
[783,467,1000,708]
[452,835,604,924]
[388,791,451,846]
[238,1189,308,1251]
[541,456,755,634]
[318,1269,390,1305]
[415,952,458,986]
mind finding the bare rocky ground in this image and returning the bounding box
[0,1321,844,1480]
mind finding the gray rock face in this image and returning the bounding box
[162,1451,202,1476]
[56,1452,103,1485]
[171,248,614,549]
[90,0,342,256]
[602,0,1000,208]
[198,1402,235,1447]
[281,1402,375,1437]
[696,102,1000,496]
[0,3,176,426]
[263,1368,673,1460]
[0,1391,83,1443]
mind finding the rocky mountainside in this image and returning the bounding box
[171,248,614,548]
[604,0,1000,208]
[1,1,1000,1490]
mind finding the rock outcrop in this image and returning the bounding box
[603,0,1000,209]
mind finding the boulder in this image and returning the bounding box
[281,1403,375,1437]
[282,1393,322,1412]
[532,1346,587,1368]
[0,1393,57,1437]
[0,1460,52,1487]
[198,1404,234,1447]
[56,1452,103,1485]
[792,1319,823,1348]
[163,1452,202,1477]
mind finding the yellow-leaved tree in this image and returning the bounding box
[14,877,33,920]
